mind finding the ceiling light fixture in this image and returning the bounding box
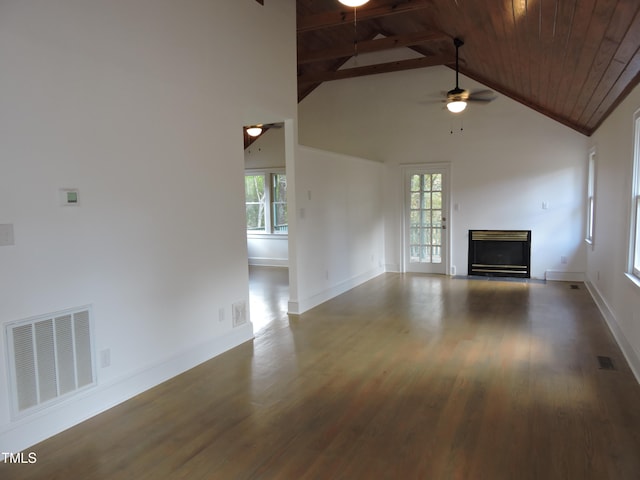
[447,100,467,113]
[338,0,370,7]
[246,126,263,137]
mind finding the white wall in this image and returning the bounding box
[245,128,289,266]
[289,147,386,313]
[587,83,640,381]
[299,64,588,280]
[0,0,296,451]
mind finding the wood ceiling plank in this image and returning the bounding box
[580,4,640,126]
[545,0,578,113]
[571,0,638,124]
[580,57,627,128]
[459,68,591,135]
[562,0,617,120]
[614,5,640,62]
[575,39,626,125]
[585,51,640,133]
[460,2,510,89]
[501,5,519,91]
[298,55,452,84]
[298,31,448,64]
[555,0,597,118]
[537,0,564,109]
[297,0,433,33]
[508,0,534,101]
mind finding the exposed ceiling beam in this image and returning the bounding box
[298,55,452,84]
[297,0,433,33]
[298,31,449,64]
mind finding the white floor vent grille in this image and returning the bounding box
[5,306,96,418]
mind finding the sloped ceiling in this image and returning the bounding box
[296,0,640,136]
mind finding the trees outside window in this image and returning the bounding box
[245,174,266,232]
[245,170,287,234]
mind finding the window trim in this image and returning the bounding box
[585,148,596,246]
[629,110,640,280]
[245,168,287,237]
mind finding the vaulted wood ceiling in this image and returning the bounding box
[296,0,640,136]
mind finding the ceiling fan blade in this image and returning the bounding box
[468,89,497,102]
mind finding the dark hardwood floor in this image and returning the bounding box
[2,273,640,479]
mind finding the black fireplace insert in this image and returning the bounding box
[468,230,531,278]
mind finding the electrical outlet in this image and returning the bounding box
[561,256,568,264]
[218,308,225,322]
[100,349,111,368]
[0,224,14,246]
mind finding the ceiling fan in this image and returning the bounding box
[444,38,496,113]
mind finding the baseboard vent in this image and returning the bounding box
[597,355,616,370]
[4,306,96,419]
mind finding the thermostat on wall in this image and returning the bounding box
[60,188,80,206]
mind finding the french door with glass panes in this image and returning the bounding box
[404,165,450,274]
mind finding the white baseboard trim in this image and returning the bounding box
[248,257,288,267]
[291,267,385,315]
[585,280,640,384]
[0,324,254,453]
[545,270,585,282]
[385,263,401,273]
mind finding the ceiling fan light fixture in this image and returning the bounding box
[246,126,263,137]
[447,101,467,113]
[338,0,370,6]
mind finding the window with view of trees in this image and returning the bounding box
[245,171,287,234]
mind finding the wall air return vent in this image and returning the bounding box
[4,306,96,419]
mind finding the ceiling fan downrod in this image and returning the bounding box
[453,37,464,93]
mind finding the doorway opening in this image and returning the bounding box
[403,164,451,274]
[243,122,290,332]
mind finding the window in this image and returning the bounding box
[631,112,640,278]
[586,148,596,245]
[244,170,287,234]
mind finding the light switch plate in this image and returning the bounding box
[0,224,15,246]
[60,188,80,206]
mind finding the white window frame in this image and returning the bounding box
[585,148,596,246]
[245,169,287,237]
[629,111,640,279]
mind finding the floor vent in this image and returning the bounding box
[597,355,616,370]
[4,306,96,419]
[570,284,580,290]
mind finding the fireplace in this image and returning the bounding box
[468,230,531,278]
